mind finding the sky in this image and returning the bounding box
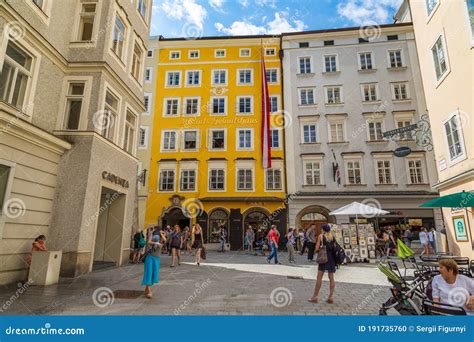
[150,0,404,38]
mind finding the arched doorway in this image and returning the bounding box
[243,208,270,249]
[208,208,229,243]
[162,207,190,229]
[296,205,335,237]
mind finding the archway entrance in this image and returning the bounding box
[162,207,190,229]
[243,209,270,249]
[296,205,334,237]
[208,208,229,243]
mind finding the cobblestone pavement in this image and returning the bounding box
[0,251,394,316]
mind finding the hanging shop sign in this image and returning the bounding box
[382,114,433,152]
[102,171,129,189]
[393,147,412,157]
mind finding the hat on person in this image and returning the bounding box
[322,224,331,232]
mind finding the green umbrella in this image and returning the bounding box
[420,191,474,208]
[397,238,414,259]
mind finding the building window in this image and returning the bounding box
[211,97,226,115]
[32,0,45,10]
[189,50,199,59]
[237,129,253,149]
[144,94,151,113]
[215,49,226,58]
[329,122,345,142]
[376,160,392,184]
[180,170,196,191]
[299,88,315,105]
[444,114,465,161]
[137,0,148,20]
[325,86,342,104]
[159,170,175,191]
[209,169,225,190]
[182,130,198,150]
[240,48,250,57]
[266,69,278,83]
[368,121,383,141]
[396,119,414,140]
[147,49,153,58]
[131,42,144,81]
[238,69,252,84]
[186,70,201,86]
[210,130,225,150]
[426,0,438,15]
[144,67,152,82]
[63,82,85,130]
[270,96,278,113]
[237,169,253,190]
[0,164,11,209]
[100,90,119,141]
[166,71,180,87]
[138,126,148,148]
[362,84,378,102]
[359,52,373,70]
[170,51,180,59]
[77,3,96,41]
[270,129,280,148]
[0,41,34,110]
[123,110,136,154]
[346,161,362,184]
[265,48,276,56]
[299,57,312,74]
[237,96,252,114]
[408,159,424,184]
[392,83,408,100]
[432,36,449,81]
[111,14,126,60]
[389,50,403,68]
[212,69,227,85]
[324,55,338,72]
[305,161,321,185]
[266,169,282,191]
[162,131,177,151]
[302,124,317,143]
[184,98,199,115]
[164,98,179,116]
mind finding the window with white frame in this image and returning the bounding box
[123,110,136,154]
[144,93,151,113]
[237,169,253,190]
[183,130,198,150]
[359,52,373,70]
[159,169,175,191]
[240,48,250,57]
[299,88,315,105]
[407,159,424,184]
[170,51,180,59]
[302,124,317,143]
[164,98,179,116]
[77,3,96,41]
[305,161,321,185]
[388,50,403,68]
[111,14,126,60]
[299,57,312,74]
[210,129,225,150]
[212,69,227,85]
[137,0,148,20]
[396,116,414,140]
[161,130,177,151]
[426,0,438,15]
[324,55,338,72]
[432,35,449,81]
[215,49,226,58]
[392,82,408,100]
[270,129,280,148]
[266,69,278,83]
[131,41,144,81]
[329,121,345,142]
[147,49,153,58]
[63,82,85,130]
[444,114,465,161]
[0,164,11,210]
[376,160,392,184]
[265,48,276,56]
[138,126,148,148]
[237,96,252,114]
[184,97,199,115]
[0,41,34,110]
[180,169,196,191]
[367,120,384,141]
[209,169,225,190]
[186,70,201,86]
[211,97,226,115]
[166,71,180,87]
[189,50,199,59]
[362,83,378,101]
[100,90,119,141]
[237,128,253,149]
[346,160,362,184]
[270,96,279,113]
[144,67,152,82]
[266,168,282,190]
[238,69,252,84]
[325,86,342,104]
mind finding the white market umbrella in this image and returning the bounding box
[329,201,389,217]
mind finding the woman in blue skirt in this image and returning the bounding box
[142,229,167,299]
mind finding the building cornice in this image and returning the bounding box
[290,191,439,197]
[432,169,474,191]
[199,197,285,202]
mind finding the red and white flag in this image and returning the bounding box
[261,51,272,169]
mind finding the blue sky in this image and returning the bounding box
[151,0,403,38]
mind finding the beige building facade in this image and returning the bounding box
[0,0,151,284]
[396,0,474,258]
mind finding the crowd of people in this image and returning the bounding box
[375,226,439,257]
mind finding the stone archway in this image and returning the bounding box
[161,206,191,229]
[295,205,335,235]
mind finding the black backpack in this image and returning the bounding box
[334,241,347,265]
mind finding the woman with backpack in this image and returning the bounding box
[169,225,183,267]
[142,229,167,299]
[132,230,146,264]
[308,224,337,304]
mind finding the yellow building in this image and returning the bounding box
[144,35,287,250]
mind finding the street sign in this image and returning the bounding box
[393,147,412,157]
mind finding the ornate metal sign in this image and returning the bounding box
[382,114,433,152]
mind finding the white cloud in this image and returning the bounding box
[238,0,250,7]
[209,0,225,11]
[337,0,403,26]
[160,0,208,29]
[215,11,306,36]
